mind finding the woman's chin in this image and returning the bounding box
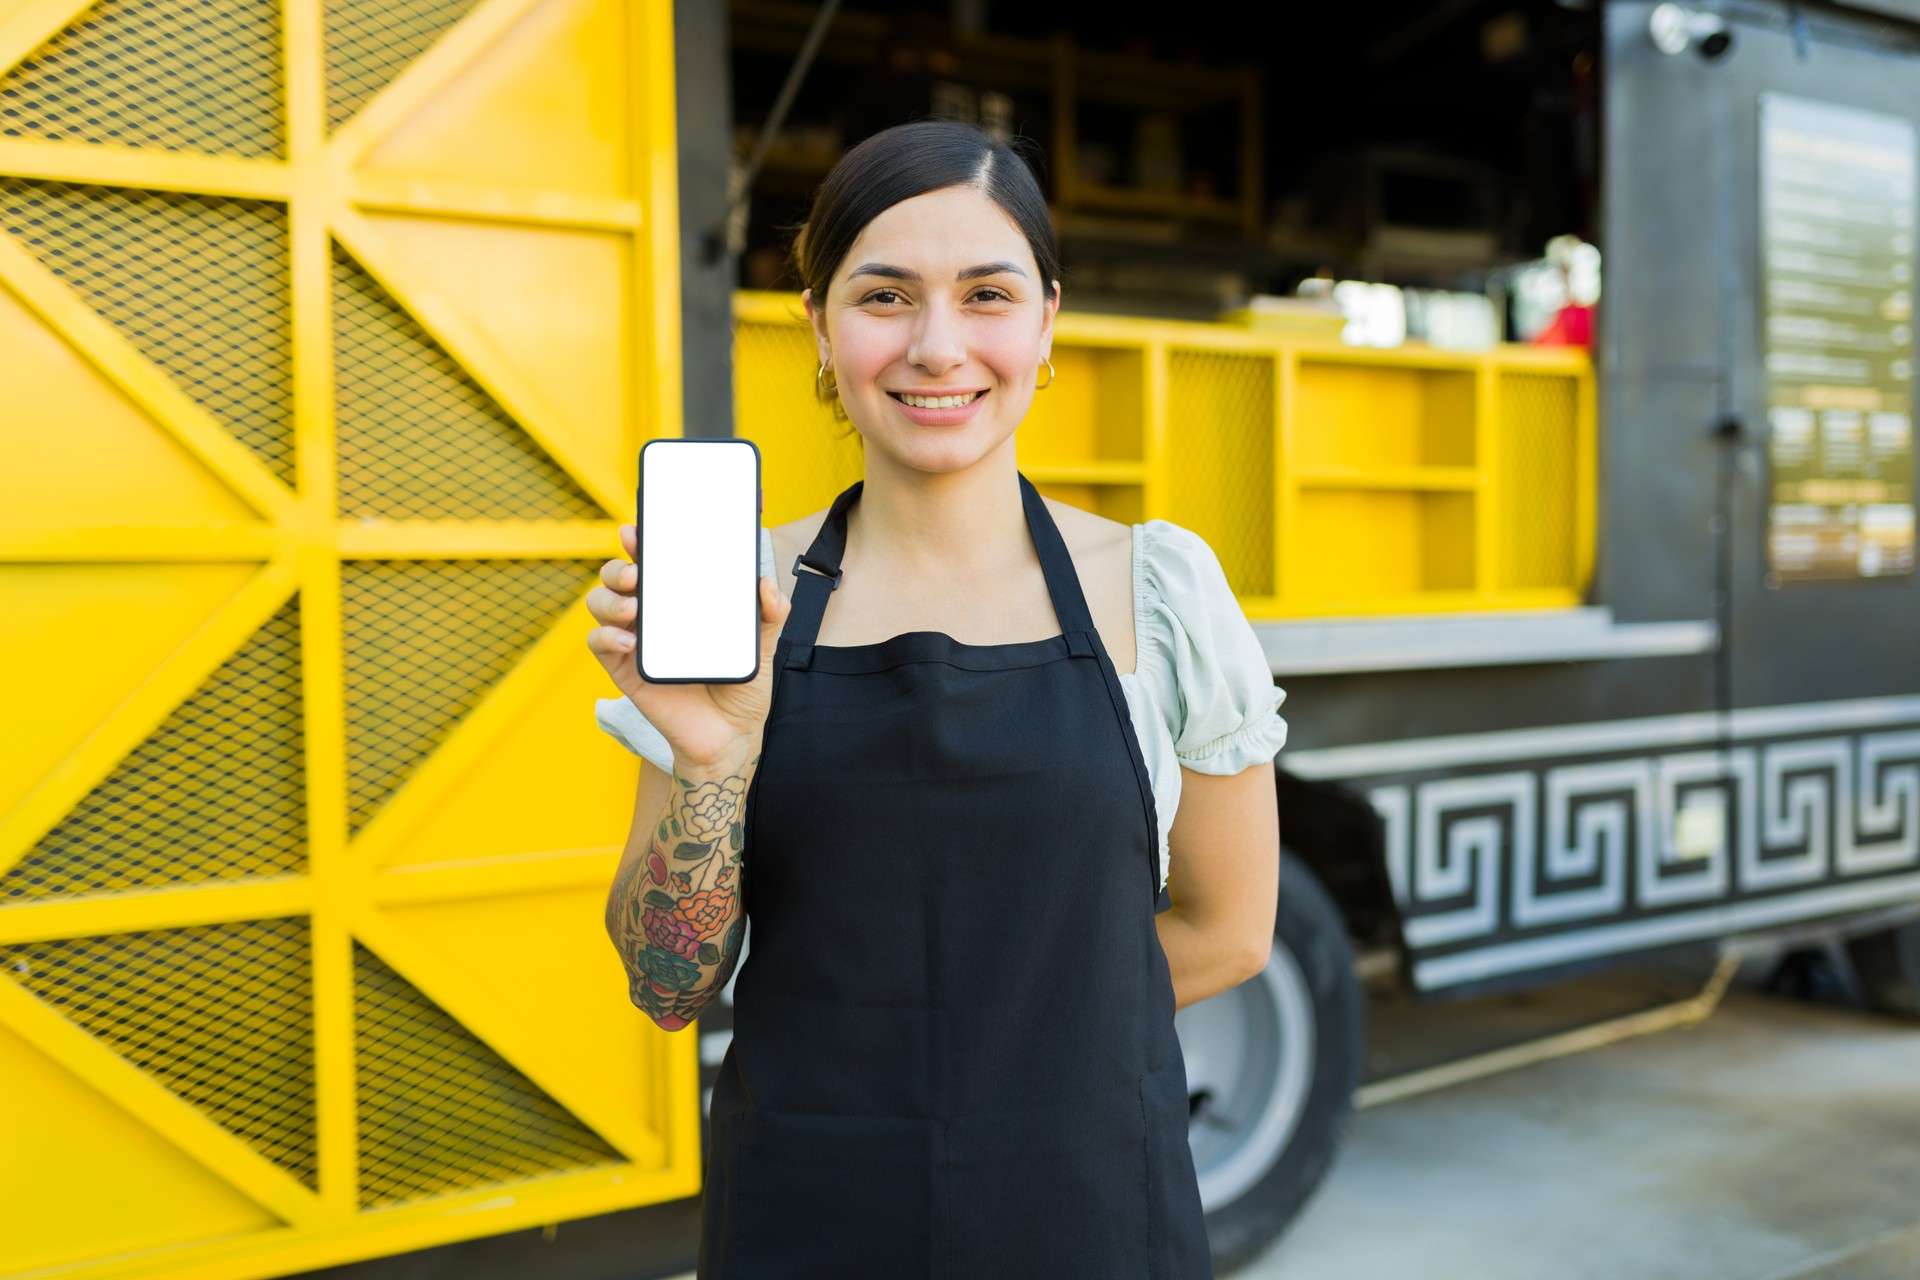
[863,430,1012,477]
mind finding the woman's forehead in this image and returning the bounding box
[841,186,1034,275]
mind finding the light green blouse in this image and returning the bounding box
[594,520,1289,891]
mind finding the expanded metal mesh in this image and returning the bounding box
[1498,373,1579,590]
[1166,349,1275,596]
[0,0,283,157]
[341,559,595,834]
[732,316,864,519]
[0,179,294,484]
[354,943,619,1206]
[0,919,316,1186]
[333,243,603,521]
[1,600,305,901]
[324,0,481,131]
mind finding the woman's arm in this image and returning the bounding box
[605,740,759,1031]
[1155,761,1281,1010]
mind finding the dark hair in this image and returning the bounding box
[794,121,1061,302]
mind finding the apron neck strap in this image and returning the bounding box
[1017,472,1099,638]
[782,472,1101,654]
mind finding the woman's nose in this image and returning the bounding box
[907,304,965,375]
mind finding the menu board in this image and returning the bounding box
[1760,94,1916,582]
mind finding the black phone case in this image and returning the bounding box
[634,437,763,684]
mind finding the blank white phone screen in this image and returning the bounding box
[638,439,760,682]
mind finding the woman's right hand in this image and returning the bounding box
[585,523,791,770]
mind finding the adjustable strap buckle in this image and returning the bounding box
[792,553,843,591]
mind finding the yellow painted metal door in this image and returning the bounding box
[0,1,696,1276]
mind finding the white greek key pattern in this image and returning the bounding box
[1368,729,1920,962]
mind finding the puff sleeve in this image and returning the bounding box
[1118,519,1288,894]
[1134,519,1290,774]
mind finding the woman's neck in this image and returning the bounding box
[845,443,1033,583]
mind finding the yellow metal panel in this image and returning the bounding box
[0,0,282,155]
[372,888,665,1162]
[0,282,259,528]
[0,1021,279,1273]
[0,600,305,901]
[352,211,633,498]
[359,0,634,197]
[0,564,258,822]
[369,636,636,868]
[0,0,692,1274]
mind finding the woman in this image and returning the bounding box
[584,121,1286,1278]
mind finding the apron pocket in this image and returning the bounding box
[730,1105,935,1278]
[940,1081,1152,1279]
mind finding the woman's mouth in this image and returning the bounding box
[886,388,990,425]
[890,390,986,409]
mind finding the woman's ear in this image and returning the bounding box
[1039,279,1061,356]
[803,287,832,367]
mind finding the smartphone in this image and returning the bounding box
[636,438,763,683]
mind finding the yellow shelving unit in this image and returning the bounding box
[735,291,1596,621]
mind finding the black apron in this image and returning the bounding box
[700,473,1212,1279]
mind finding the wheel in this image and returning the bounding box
[1845,918,1920,1020]
[1176,847,1363,1274]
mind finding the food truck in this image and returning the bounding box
[1,0,1916,1276]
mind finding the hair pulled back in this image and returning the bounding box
[794,121,1060,302]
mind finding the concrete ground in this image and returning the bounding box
[1238,979,1920,1280]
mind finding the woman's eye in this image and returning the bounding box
[970,288,1012,303]
[864,289,904,306]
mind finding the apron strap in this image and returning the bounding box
[782,473,1102,663]
[781,478,863,669]
[1017,473,1100,644]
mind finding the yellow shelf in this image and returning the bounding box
[1296,467,1479,492]
[733,291,1596,622]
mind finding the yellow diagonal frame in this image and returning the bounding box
[346,595,615,863]
[326,0,550,169]
[0,0,92,80]
[350,914,663,1167]
[0,977,322,1225]
[0,561,299,881]
[0,238,296,522]
[330,208,627,519]
[0,137,290,200]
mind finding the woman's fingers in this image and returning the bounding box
[585,583,635,626]
[760,574,791,627]
[598,556,636,592]
[585,623,635,660]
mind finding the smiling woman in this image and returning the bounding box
[584,120,1285,1280]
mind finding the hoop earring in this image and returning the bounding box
[815,361,838,401]
[1036,357,1056,391]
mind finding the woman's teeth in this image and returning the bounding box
[897,391,983,409]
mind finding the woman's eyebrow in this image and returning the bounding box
[845,262,1028,283]
[958,262,1027,280]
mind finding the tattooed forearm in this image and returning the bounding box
[606,753,757,1030]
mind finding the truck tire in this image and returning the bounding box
[1175,847,1363,1274]
[1845,919,1920,1020]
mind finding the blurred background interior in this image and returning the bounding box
[723,0,1604,344]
